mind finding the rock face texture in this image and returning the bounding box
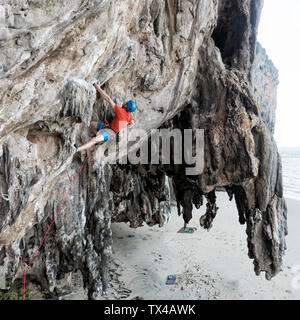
[0,0,287,299]
[253,42,279,134]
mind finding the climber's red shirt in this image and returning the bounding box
[110,104,133,133]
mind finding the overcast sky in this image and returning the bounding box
[257,0,300,147]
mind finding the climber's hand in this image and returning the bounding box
[93,84,115,108]
[128,120,135,128]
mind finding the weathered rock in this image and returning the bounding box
[0,0,287,299]
[253,42,279,134]
[212,0,263,81]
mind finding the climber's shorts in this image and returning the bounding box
[96,129,115,142]
[97,121,109,131]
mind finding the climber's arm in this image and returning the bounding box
[93,83,115,108]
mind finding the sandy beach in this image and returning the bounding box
[104,192,300,300]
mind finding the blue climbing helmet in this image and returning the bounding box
[126,100,136,113]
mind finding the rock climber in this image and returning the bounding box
[74,83,136,152]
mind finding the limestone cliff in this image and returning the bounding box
[0,0,287,299]
[253,42,279,134]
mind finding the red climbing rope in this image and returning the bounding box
[22,134,98,300]
[22,118,129,299]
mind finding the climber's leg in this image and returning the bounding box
[76,129,114,152]
[77,135,105,152]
